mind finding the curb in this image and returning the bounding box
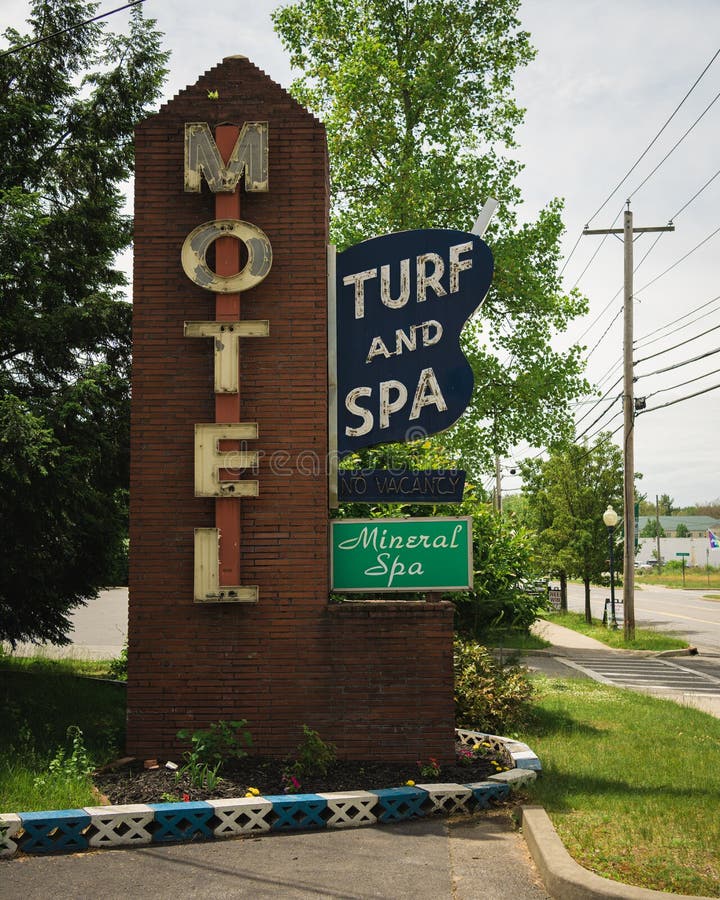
[521,806,716,900]
[0,729,540,859]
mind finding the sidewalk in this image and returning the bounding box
[0,813,550,899]
[526,618,720,720]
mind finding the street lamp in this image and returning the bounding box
[603,505,619,629]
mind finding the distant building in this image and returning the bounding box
[637,515,720,539]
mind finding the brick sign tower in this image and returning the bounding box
[128,57,455,762]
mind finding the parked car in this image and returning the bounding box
[635,559,661,573]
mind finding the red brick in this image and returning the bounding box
[128,56,454,763]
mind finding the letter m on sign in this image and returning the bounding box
[184,122,268,193]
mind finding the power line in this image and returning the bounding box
[589,47,720,224]
[635,345,720,379]
[0,0,146,59]
[634,321,720,366]
[635,294,720,347]
[577,165,720,349]
[575,393,623,443]
[635,224,720,295]
[637,380,720,414]
[672,166,720,219]
[583,304,623,364]
[628,87,720,201]
[574,374,623,427]
[559,46,720,275]
[645,365,720,399]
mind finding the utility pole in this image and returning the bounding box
[583,204,674,641]
[495,455,502,513]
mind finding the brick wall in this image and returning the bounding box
[128,56,455,762]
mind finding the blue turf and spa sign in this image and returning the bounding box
[335,229,493,454]
[331,516,473,592]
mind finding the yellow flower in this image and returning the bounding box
[245,786,260,796]
[405,779,416,786]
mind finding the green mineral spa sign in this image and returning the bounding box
[331,517,473,592]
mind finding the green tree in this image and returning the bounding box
[658,494,675,516]
[0,1,168,646]
[640,519,666,538]
[273,0,589,476]
[674,522,689,538]
[520,436,624,623]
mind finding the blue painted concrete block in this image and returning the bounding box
[371,787,428,823]
[466,781,511,809]
[263,794,327,831]
[20,809,91,854]
[148,801,214,843]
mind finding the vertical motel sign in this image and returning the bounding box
[182,122,270,603]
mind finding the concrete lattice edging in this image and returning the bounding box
[0,729,540,859]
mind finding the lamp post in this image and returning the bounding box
[603,505,619,629]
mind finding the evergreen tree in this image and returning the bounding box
[0,1,168,645]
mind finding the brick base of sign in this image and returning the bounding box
[0,729,540,858]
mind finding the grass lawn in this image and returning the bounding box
[542,610,689,651]
[0,654,124,813]
[3,652,720,897]
[637,569,720,590]
[477,629,550,651]
[518,677,720,897]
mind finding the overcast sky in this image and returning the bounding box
[4,0,720,508]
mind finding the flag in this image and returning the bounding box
[709,530,719,549]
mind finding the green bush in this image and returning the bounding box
[454,637,534,733]
[451,508,549,637]
[177,720,252,769]
[108,641,128,680]
[291,725,337,777]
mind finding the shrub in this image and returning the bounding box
[108,641,128,680]
[454,638,534,733]
[291,725,337,777]
[450,508,550,637]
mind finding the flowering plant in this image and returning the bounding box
[417,757,441,779]
[282,770,302,794]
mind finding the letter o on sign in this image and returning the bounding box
[181,218,272,293]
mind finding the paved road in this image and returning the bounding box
[0,815,549,900]
[565,581,720,652]
[8,587,128,659]
[561,653,720,695]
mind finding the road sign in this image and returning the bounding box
[676,552,690,557]
[331,516,472,592]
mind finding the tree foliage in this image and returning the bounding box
[273,0,589,474]
[640,519,666,538]
[0,1,168,646]
[520,436,624,618]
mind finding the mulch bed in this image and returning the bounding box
[94,742,511,805]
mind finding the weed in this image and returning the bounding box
[175,719,252,790]
[176,720,252,769]
[108,642,128,681]
[291,725,337,778]
[33,726,93,791]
